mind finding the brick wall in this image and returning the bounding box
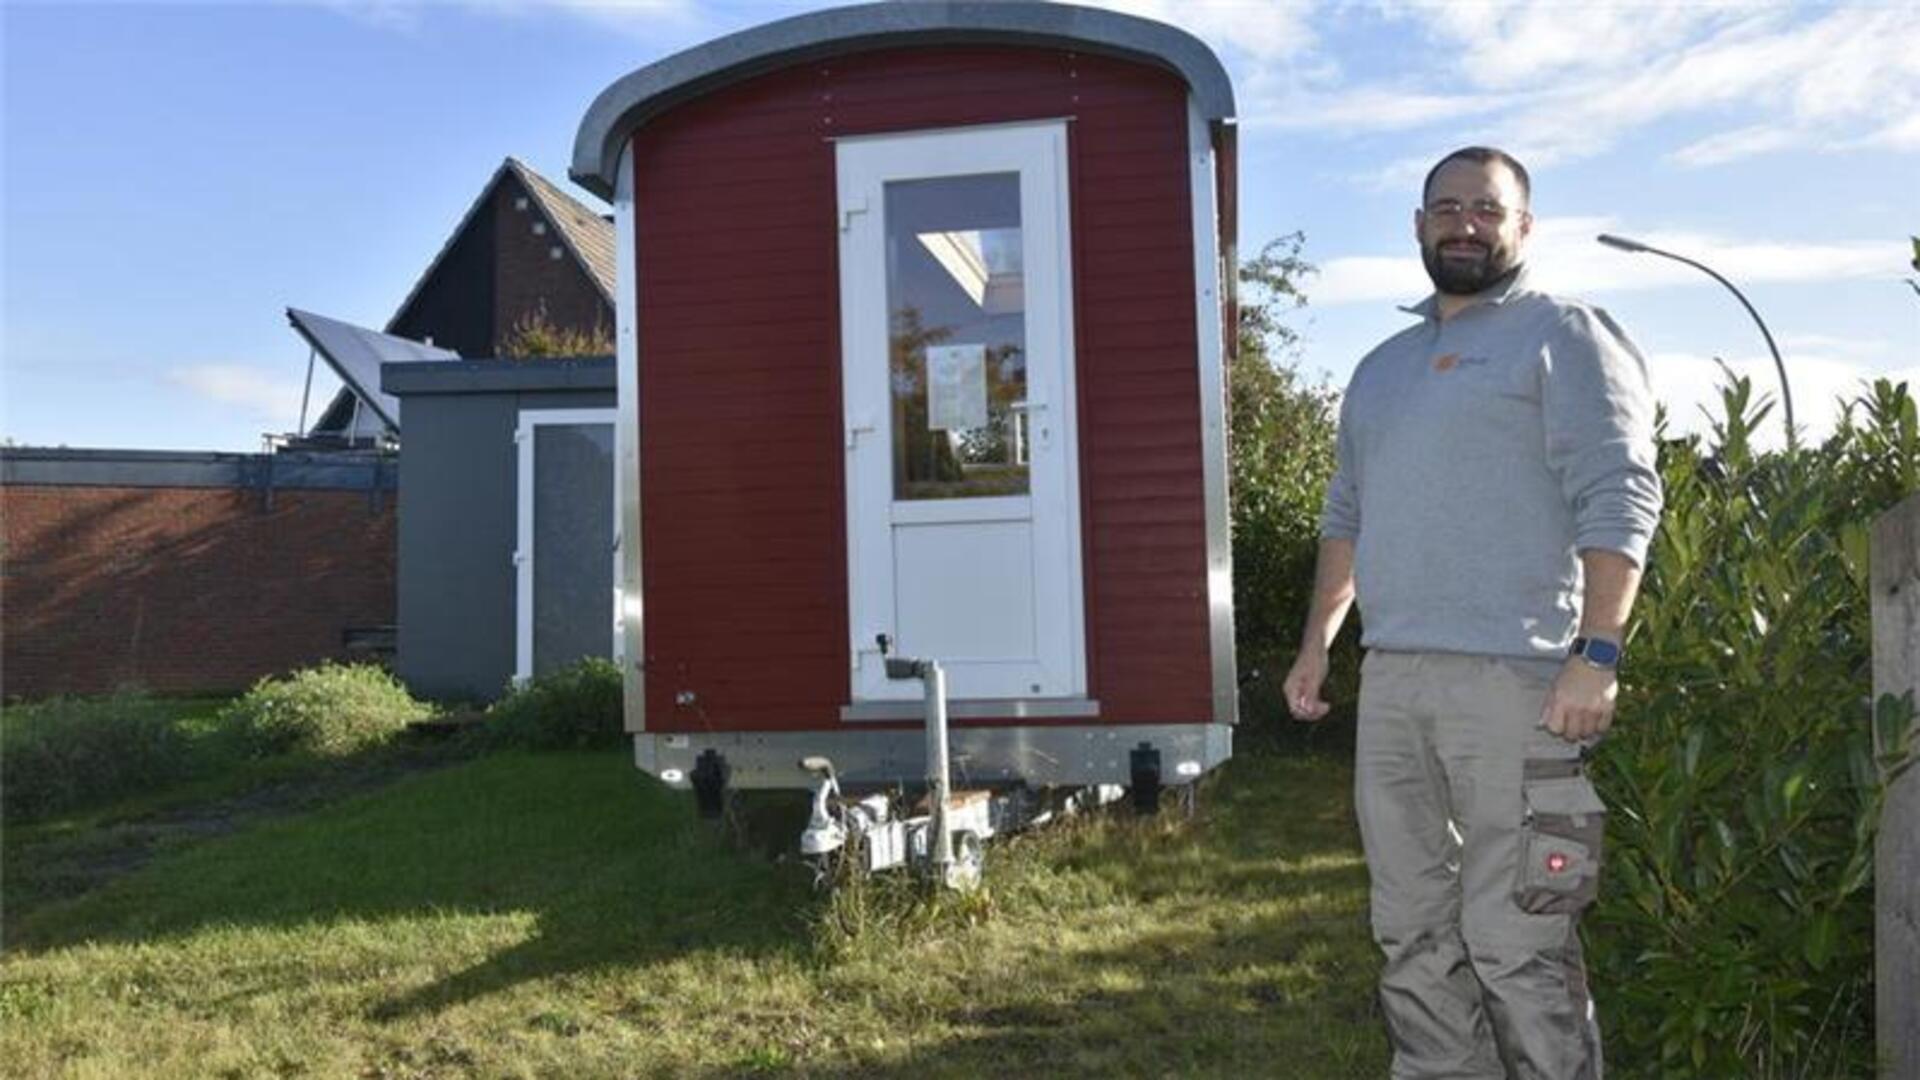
[2,484,396,699]
[493,177,612,352]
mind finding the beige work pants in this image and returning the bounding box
[1355,650,1606,1080]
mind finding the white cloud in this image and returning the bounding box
[1400,0,1757,93]
[169,365,308,427]
[318,0,708,38]
[314,0,425,32]
[1093,0,1320,64]
[1312,254,1429,307]
[1776,333,1891,360]
[1536,220,1894,294]
[1216,2,1920,169]
[1648,348,1920,450]
[313,0,1918,169]
[1311,217,1896,306]
[1860,111,1920,151]
[1250,87,1504,133]
[498,0,708,38]
[1670,125,1798,168]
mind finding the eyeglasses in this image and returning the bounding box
[1423,198,1514,225]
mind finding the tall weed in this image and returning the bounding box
[1591,376,1918,1076]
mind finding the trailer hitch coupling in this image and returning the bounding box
[880,635,968,889]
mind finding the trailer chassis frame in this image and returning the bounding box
[633,722,1231,792]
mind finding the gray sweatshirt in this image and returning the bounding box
[1319,268,1664,662]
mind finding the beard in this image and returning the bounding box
[1421,236,1521,296]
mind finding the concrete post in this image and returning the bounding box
[1871,491,1920,1080]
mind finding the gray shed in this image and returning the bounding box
[381,357,617,700]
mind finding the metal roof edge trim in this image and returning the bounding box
[570,0,1236,198]
[381,356,617,396]
[1,448,396,491]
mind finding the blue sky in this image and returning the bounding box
[4,0,1916,452]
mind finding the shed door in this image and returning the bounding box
[837,122,1085,702]
[515,409,618,683]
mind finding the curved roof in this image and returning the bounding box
[570,0,1235,199]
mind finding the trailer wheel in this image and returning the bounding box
[942,829,985,892]
[1129,741,1162,816]
[691,749,730,820]
[807,830,865,893]
[1177,781,1199,819]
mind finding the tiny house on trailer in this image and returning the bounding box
[571,0,1239,795]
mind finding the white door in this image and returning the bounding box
[514,408,619,684]
[837,122,1086,703]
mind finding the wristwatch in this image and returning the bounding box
[1569,636,1622,670]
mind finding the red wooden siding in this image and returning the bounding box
[634,46,1211,732]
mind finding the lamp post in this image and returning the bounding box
[1597,233,1795,445]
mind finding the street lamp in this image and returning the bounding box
[1597,233,1795,445]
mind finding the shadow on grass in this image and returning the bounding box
[819,908,1384,1080]
[7,738,1388,1075]
[702,746,1389,1078]
[1,733,481,925]
[10,751,815,1015]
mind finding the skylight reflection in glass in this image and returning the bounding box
[885,173,1028,501]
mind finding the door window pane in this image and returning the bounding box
[885,173,1028,501]
[533,423,614,676]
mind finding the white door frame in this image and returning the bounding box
[835,119,1086,703]
[514,407,620,685]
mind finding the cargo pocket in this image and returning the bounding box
[1515,761,1605,915]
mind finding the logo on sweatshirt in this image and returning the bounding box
[1432,353,1492,373]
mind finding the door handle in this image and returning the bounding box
[846,414,876,450]
[1011,400,1051,448]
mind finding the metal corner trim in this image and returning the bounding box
[1188,97,1238,726]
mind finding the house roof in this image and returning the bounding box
[384,156,615,335]
[306,158,616,440]
[571,0,1236,199]
[510,158,617,300]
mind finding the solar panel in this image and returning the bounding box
[286,307,458,433]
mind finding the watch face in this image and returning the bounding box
[1583,638,1621,666]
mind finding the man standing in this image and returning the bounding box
[1284,147,1663,1078]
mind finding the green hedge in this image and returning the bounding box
[1,694,216,821]
[1589,377,1917,1076]
[483,657,624,750]
[1228,235,1363,751]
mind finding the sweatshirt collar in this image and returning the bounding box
[1399,264,1534,322]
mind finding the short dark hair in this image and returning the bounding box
[1422,147,1531,207]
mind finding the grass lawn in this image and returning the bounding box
[2,689,480,923]
[0,746,1386,1077]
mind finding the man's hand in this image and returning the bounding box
[1283,648,1333,721]
[1541,660,1617,741]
